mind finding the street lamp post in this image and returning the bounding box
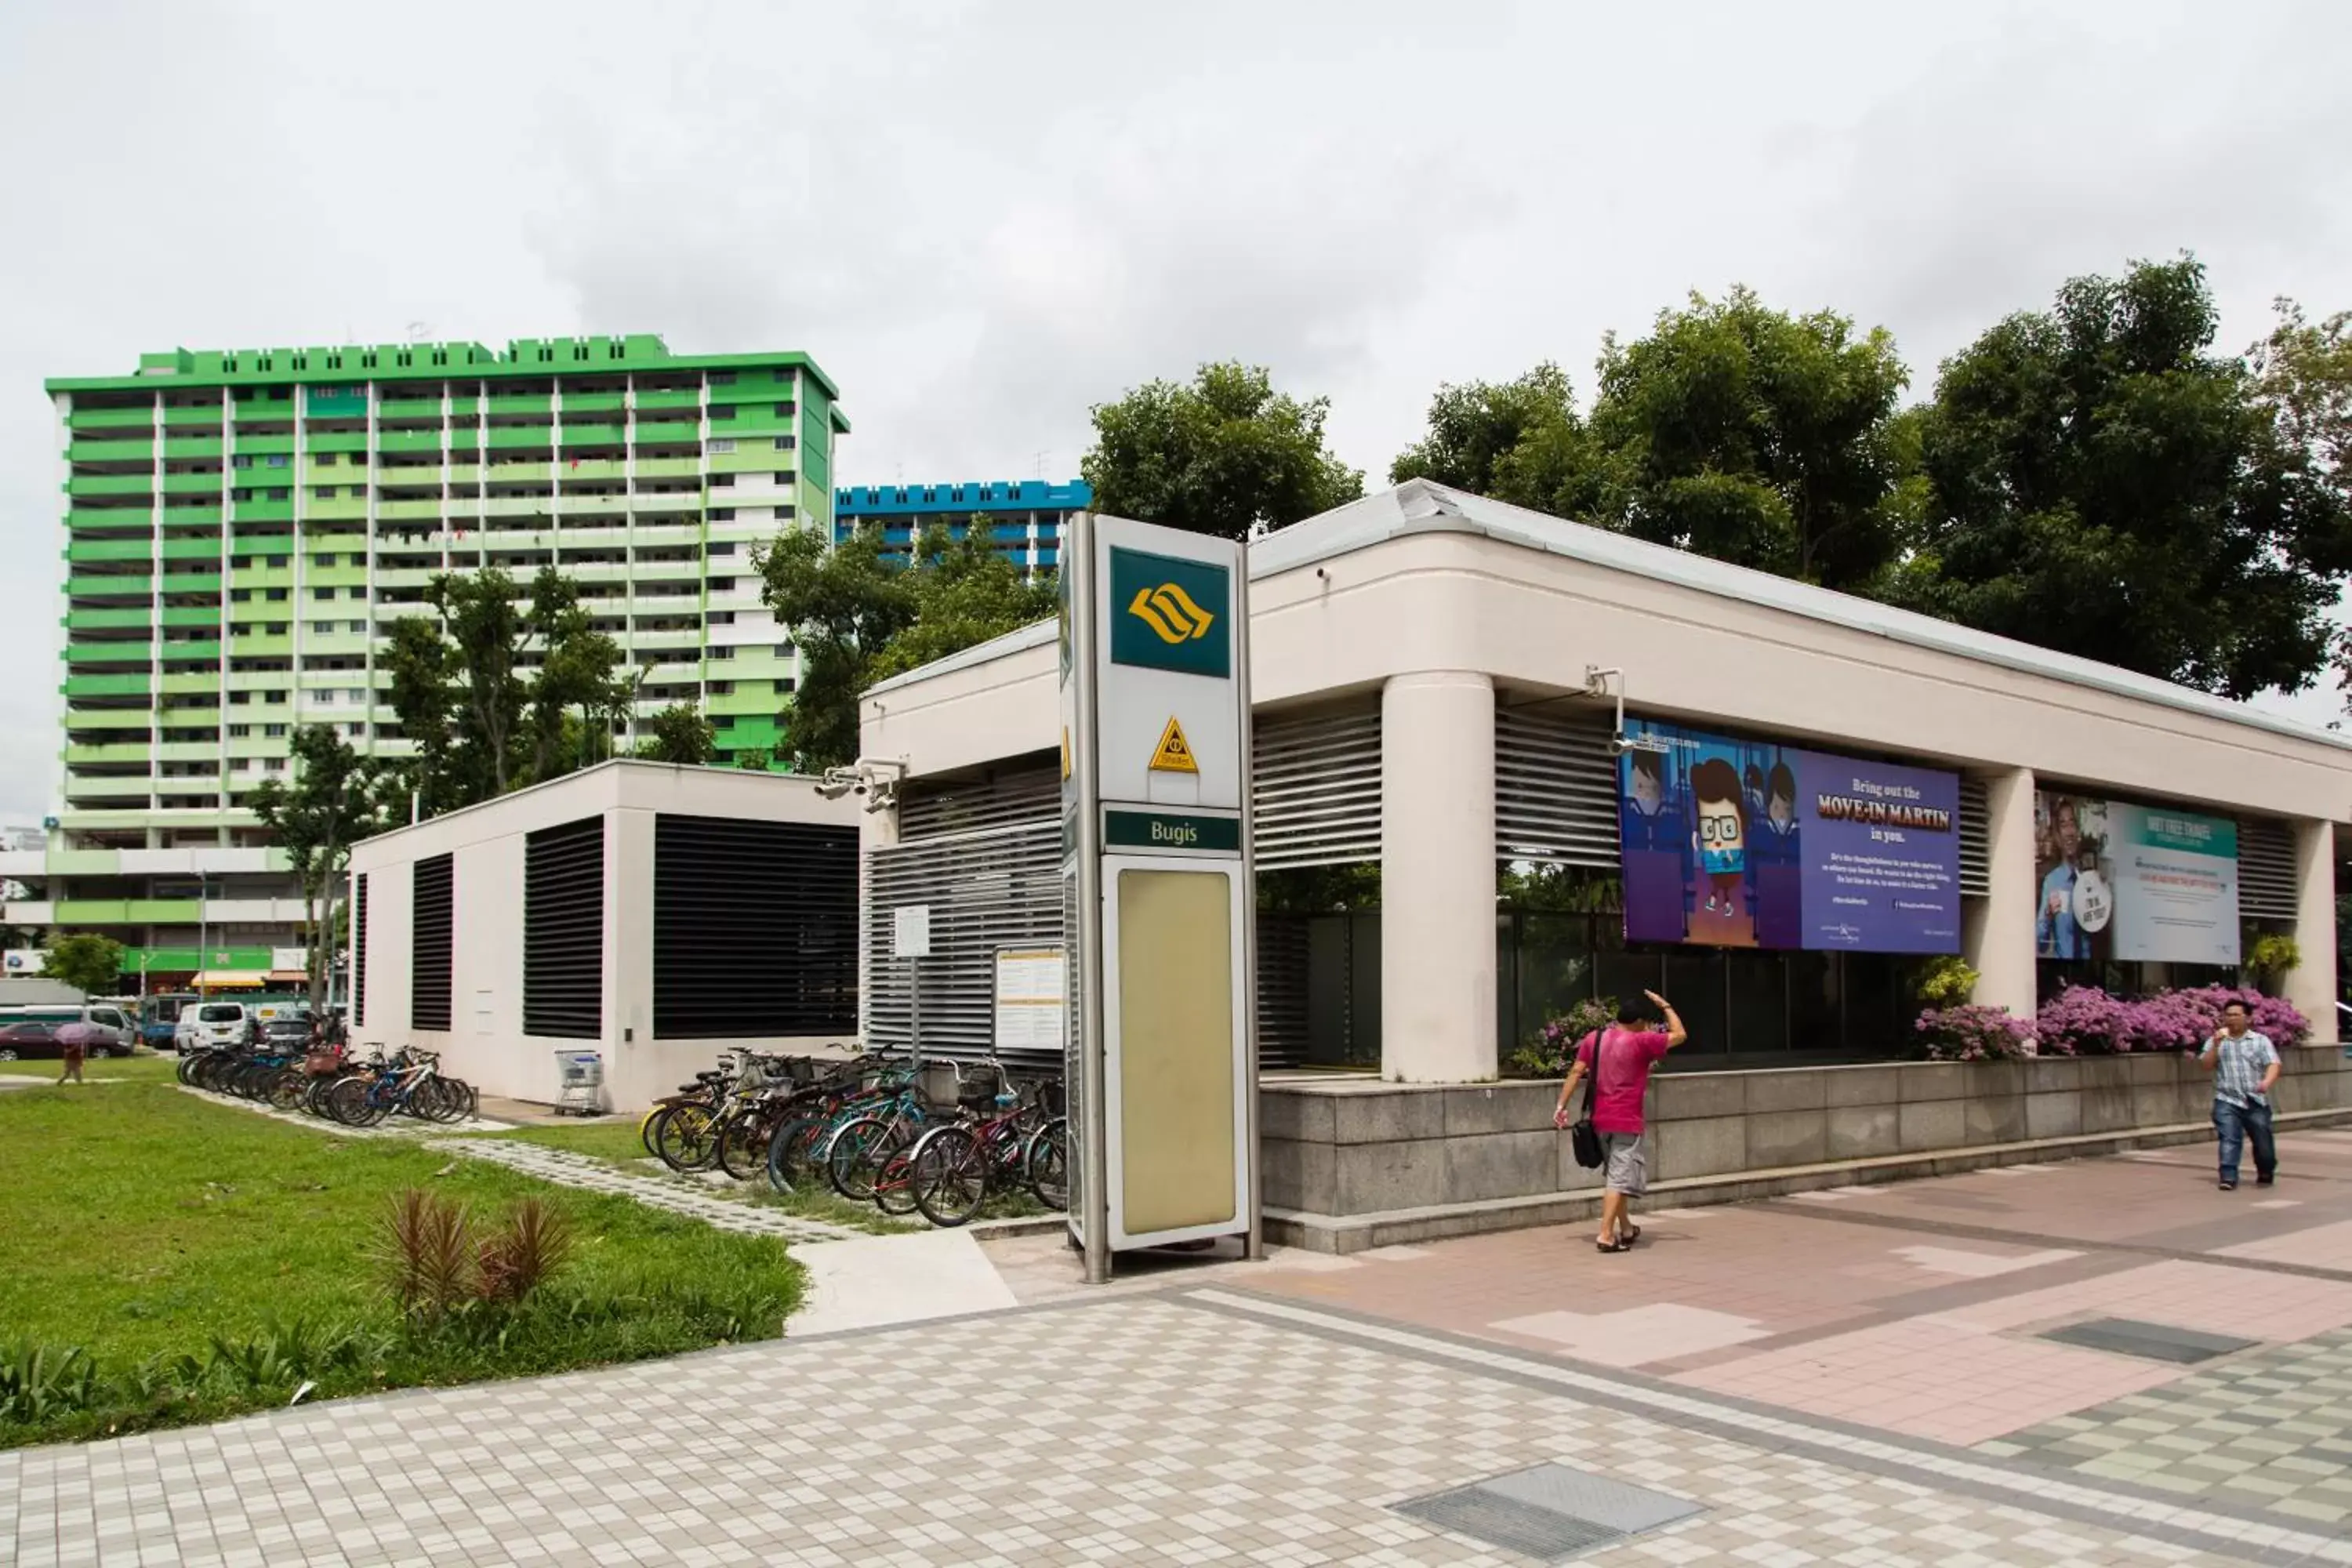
[195,872,212,999]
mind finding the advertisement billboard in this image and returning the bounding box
[1619,720,1962,953]
[2035,793,2238,965]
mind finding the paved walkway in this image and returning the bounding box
[426,1137,863,1244]
[12,1123,2352,1563]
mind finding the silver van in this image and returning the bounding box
[175,1001,256,1053]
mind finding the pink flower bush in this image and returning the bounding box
[2032,983,2310,1055]
[1913,1004,2034,1062]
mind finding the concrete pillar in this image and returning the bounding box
[859,799,900,1043]
[1965,767,2038,1022]
[1380,671,1496,1083]
[2288,818,2338,1044]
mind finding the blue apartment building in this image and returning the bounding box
[833,479,1088,573]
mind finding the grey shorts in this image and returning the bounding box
[1602,1133,1647,1196]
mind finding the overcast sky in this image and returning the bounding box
[2,1,2348,823]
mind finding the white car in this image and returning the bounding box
[176,1001,256,1053]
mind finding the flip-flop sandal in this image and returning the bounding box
[1619,1225,1641,1246]
[1595,1238,1631,1254]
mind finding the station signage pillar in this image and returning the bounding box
[1059,510,1259,1283]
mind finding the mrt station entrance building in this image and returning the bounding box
[858,481,2352,1248]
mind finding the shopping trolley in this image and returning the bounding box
[554,1050,605,1116]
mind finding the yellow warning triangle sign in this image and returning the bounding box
[1149,716,1199,774]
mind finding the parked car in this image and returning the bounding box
[175,1001,256,1054]
[0,1005,135,1056]
[0,1022,62,1061]
[260,1012,314,1049]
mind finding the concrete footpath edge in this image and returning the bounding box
[1262,1106,2352,1253]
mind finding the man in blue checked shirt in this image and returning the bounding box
[2199,1000,2281,1192]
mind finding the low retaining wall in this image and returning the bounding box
[1261,1048,2352,1249]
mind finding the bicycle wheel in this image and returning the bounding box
[1025,1117,1069,1210]
[764,1113,820,1193]
[823,1116,898,1202]
[325,1075,379,1126]
[423,1078,473,1124]
[266,1069,307,1112]
[716,1112,771,1183]
[873,1140,924,1216]
[655,1102,719,1171]
[911,1125,989,1228]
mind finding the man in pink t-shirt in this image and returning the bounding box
[1553,990,1686,1253]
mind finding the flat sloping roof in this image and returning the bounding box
[868,480,2352,754]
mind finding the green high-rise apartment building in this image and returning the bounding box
[14,335,845,990]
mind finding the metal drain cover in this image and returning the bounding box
[2039,1317,2257,1364]
[1394,1463,1702,1561]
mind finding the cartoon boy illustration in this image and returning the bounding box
[1622,748,1676,854]
[1754,762,1799,861]
[1690,757,1749,915]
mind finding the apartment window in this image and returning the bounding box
[710,509,735,522]
[264,724,287,738]
[708,371,735,385]
[266,757,287,773]
[267,589,289,601]
[265,456,288,468]
[269,556,289,568]
[775,403,793,417]
[709,541,735,556]
[779,434,797,450]
[775,644,794,658]
[231,455,252,470]
[707,438,737,456]
[229,691,251,706]
[709,611,734,626]
[228,724,251,738]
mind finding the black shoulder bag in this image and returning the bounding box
[1570,1028,1608,1169]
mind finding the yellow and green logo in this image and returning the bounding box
[1109,546,1230,677]
[1127,581,1216,644]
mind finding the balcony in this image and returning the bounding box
[557,423,625,446]
[233,398,296,422]
[162,437,224,461]
[485,462,553,484]
[161,504,223,528]
[159,604,221,628]
[561,459,627,482]
[164,403,225,426]
[555,492,628,517]
[228,634,293,657]
[234,433,296,456]
[159,639,223,662]
[154,739,221,764]
[69,438,153,463]
[53,898,205,924]
[65,710,158,735]
[159,535,223,563]
[66,536,154,564]
[485,426,554,451]
[64,607,152,633]
[369,568,438,591]
[378,398,442,423]
[304,431,368,455]
[67,575,154,601]
[376,498,445,521]
[378,429,445,455]
[485,395,551,416]
[70,408,156,432]
[633,457,701,480]
[308,495,368,521]
[65,741,152,765]
[60,779,154,803]
[633,387,701,411]
[66,641,154,665]
[445,464,484,488]
[63,673,152,699]
[66,474,152,499]
[158,572,225,594]
[158,671,221,695]
[481,495,554,520]
[631,493,700,517]
[232,500,294,524]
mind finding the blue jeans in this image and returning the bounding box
[2213,1098,2276,1185]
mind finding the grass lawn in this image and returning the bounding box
[0,1079,805,1447]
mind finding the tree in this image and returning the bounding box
[1083,361,1364,539]
[637,702,718,765]
[1388,362,1599,518]
[382,565,627,816]
[1897,257,2352,698]
[44,932,124,998]
[249,725,392,1010]
[1585,289,1913,590]
[734,747,776,772]
[759,521,1055,772]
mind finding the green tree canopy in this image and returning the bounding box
[1083,361,1364,539]
[637,702,718,766]
[383,565,628,815]
[760,522,1056,772]
[1589,289,1914,590]
[43,931,125,998]
[249,725,394,1009]
[1388,362,1598,519]
[1897,257,2352,697]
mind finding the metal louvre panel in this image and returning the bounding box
[654,815,858,1039]
[411,855,453,1031]
[2238,816,2299,920]
[897,765,1060,840]
[1958,779,1990,897]
[524,815,604,1039]
[866,820,1063,1065]
[1494,706,1620,867]
[1253,705,1381,869]
[353,873,368,1026]
[1255,913,1310,1067]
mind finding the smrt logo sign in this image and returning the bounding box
[1109,548,1230,678]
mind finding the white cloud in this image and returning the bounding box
[2,0,2348,821]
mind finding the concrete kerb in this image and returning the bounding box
[1261,1105,2352,1253]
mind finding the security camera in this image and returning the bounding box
[813,768,859,800]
